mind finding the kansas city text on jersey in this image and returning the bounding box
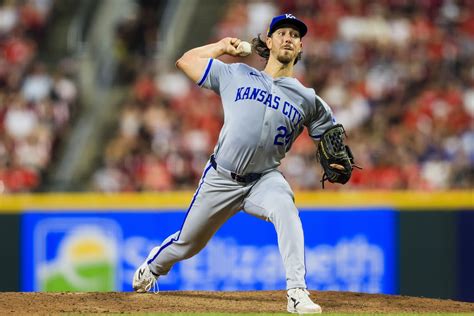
[234,86,303,127]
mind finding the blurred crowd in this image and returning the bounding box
[1,1,470,193]
[0,0,77,193]
[92,0,473,192]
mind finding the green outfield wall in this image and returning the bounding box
[0,214,20,291]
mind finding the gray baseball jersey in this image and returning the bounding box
[200,58,335,174]
[144,58,335,290]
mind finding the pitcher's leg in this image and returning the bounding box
[243,171,306,290]
[147,165,244,276]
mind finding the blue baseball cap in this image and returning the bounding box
[267,13,308,38]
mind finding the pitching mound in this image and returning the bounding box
[1,291,473,314]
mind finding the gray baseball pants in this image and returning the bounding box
[146,161,307,290]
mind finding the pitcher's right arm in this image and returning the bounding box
[176,37,242,83]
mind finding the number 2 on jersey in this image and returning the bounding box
[273,125,294,149]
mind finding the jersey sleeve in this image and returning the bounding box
[307,94,336,140]
[197,58,234,94]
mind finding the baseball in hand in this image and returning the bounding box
[237,41,252,56]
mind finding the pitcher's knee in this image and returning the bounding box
[269,201,299,222]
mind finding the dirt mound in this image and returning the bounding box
[0,291,473,314]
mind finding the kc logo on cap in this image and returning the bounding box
[267,13,308,38]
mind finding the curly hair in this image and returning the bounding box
[251,33,302,65]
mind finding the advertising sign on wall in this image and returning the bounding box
[22,208,397,293]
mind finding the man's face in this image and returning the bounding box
[267,26,302,65]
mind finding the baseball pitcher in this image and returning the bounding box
[133,14,358,314]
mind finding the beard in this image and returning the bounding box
[276,50,295,65]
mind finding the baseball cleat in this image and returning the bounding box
[287,288,322,314]
[132,261,158,293]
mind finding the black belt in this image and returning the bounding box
[210,155,262,184]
